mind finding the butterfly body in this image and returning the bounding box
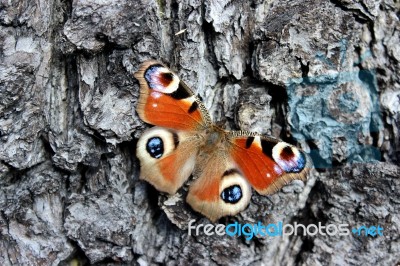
[134,60,311,222]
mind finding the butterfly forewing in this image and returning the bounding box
[228,132,311,195]
[134,60,211,131]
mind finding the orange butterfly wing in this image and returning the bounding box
[229,133,311,195]
[134,60,211,130]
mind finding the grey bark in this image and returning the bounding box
[0,0,399,265]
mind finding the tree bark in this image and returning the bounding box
[0,0,399,265]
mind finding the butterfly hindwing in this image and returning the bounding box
[136,127,201,194]
[186,152,252,222]
[228,132,311,195]
[134,60,211,131]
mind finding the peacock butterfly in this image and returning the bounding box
[134,60,311,222]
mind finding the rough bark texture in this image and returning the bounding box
[0,0,399,265]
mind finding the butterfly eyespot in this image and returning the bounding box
[144,65,181,94]
[160,72,174,85]
[272,143,307,173]
[221,185,242,204]
[146,137,164,159]
[281,146,295,160]
[287,152,306,173]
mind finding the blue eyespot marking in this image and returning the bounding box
[146,137,164,159]
[144,65,170,91]
[279,151,306,173]
[221,185,242,204]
